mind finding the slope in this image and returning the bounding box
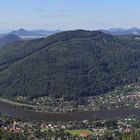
[0,30,139,100]
[0,34,21,47]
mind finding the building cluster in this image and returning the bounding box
[1,113,140,139]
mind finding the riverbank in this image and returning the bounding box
[0,97,35,108]
[1,100,140,121]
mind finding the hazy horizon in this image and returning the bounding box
[1,27,140,34]
[0,0,140,32]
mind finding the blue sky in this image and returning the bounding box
[0,0,140,31]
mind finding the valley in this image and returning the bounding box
[0,29,140,139]
[3,83,139,113]
[1,0,140,139]
[0,30,140,114]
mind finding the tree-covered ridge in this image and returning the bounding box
[0,30,109,71]
[0,34,21,47]
[0,30,139,100]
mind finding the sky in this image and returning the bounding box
[0,0,140,32]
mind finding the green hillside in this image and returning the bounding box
[0,30,140,100]
[0,34,21,47]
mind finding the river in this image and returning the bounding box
[0,101,140,121]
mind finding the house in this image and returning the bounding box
[80,131,89,137]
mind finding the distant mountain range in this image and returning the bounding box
[10,28,61,37]
[1,27,140,40]
[1,27,140,48]
[0,28,62,47]
[0,28,61,41]
[103,27,140,35]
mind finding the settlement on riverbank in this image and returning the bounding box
[0,100,140,121]
[1,113,140,140]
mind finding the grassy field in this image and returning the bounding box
[64,129,93,135]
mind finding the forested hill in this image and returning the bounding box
[0,30,140,100]
[0,34,21,47]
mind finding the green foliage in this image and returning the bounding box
[0,130,27,140]
[0,30,139,100]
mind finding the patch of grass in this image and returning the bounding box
[40,128,47,133]
[64,129,93,135]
